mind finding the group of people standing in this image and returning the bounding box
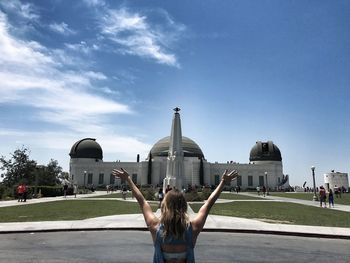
[319,186,335,208]
[16,183,28,202]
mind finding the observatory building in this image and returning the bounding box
[69,108,289,190]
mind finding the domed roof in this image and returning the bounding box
[249,141,282,162]
[150,136,204,158]
[69,138,103,160]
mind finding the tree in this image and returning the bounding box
[0,147,37,187]
[36,159,62,186]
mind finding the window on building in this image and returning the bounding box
[259,176,264,186]
[237,176,242,187]
[248,176,253,186]
[88,173,93,184]
[132,173,137,184]
[110,174,115,185]
[99,173,104,185]
[214,175,220,185]
[278,177,280,184]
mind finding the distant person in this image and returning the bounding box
[22,183,27,202]
[319,186,326,208]
[256,186,261,196]
[122,185,127,200]
[328,189,334,208]
[158,188,164,208]
[63,183,68,198]
[17,184,24,202]
[106,184,110,194]
[262,185,266,197]
[73,184,78,198]
[113,168,238,262]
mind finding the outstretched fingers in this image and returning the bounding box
[112,168,128,178]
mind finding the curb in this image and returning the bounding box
[1,227,350,240]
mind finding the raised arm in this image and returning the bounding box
[112,168,159,234]
[192,170,238,236]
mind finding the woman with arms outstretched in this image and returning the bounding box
[112,168,238,263]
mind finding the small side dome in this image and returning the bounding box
[69,138,103,160]
[150,136,204,158]
[249,141,282,162]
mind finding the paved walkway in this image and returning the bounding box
[1,191,350,239]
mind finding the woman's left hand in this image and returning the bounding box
[112,168,130,180]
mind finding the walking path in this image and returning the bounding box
[1,191,350,239]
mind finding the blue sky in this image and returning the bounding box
[0,0,349,187]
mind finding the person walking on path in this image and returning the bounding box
[63,183,68,198]
[319,186,326,208]
[256,186,261,196]
[262,185,266,197]
[113,167,238,263]
[328,189,334,208]
[73,184,78,198]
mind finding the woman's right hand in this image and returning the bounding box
[222,169,238,183]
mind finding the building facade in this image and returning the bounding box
[69,110,289,190]
[324,171,349,191]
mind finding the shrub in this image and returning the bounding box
[141,187,156,201]
[0,185,14,200]
[37,185,64,197]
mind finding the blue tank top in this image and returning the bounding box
[153,223,195,263]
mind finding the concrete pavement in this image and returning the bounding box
[1,191,350,239]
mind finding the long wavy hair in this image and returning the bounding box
[160,189,189,240]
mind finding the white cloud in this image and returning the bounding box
[100,8,183,67]
[65,41,99,54]
[0,0,39,21]
[0,129,152,171]
[49,22,76,35]
[82,0,106,7]
[0,11,130,133]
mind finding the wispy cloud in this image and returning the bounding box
[100,8,184,67]
[65,41,99,54]
[49,22,76,35]
[0,0,39,21]
[82,0,106,8]
[0,10,129,134]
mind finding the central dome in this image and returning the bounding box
[150,136,204,158]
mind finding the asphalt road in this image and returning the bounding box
[1,231,349,263]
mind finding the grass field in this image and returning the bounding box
[191,201,350,227]
[268,192,350,205]
[89,192,133,199]
[220,192,263,200]
[0,200,158,222]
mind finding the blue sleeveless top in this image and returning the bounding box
[153,224,195,263]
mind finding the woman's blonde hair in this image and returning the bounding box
[160,189,189,240]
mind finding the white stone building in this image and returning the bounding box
[69,110,289,190]
[324,171,349,191]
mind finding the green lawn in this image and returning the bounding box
[191,201,350,227]
[220,192,263,200]
[0,200,158,222]
[269,192,350,205]
[89,192,133,199]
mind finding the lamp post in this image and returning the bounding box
[84,171,87,189]
[265,172,269,195]
[311,166,318,201]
